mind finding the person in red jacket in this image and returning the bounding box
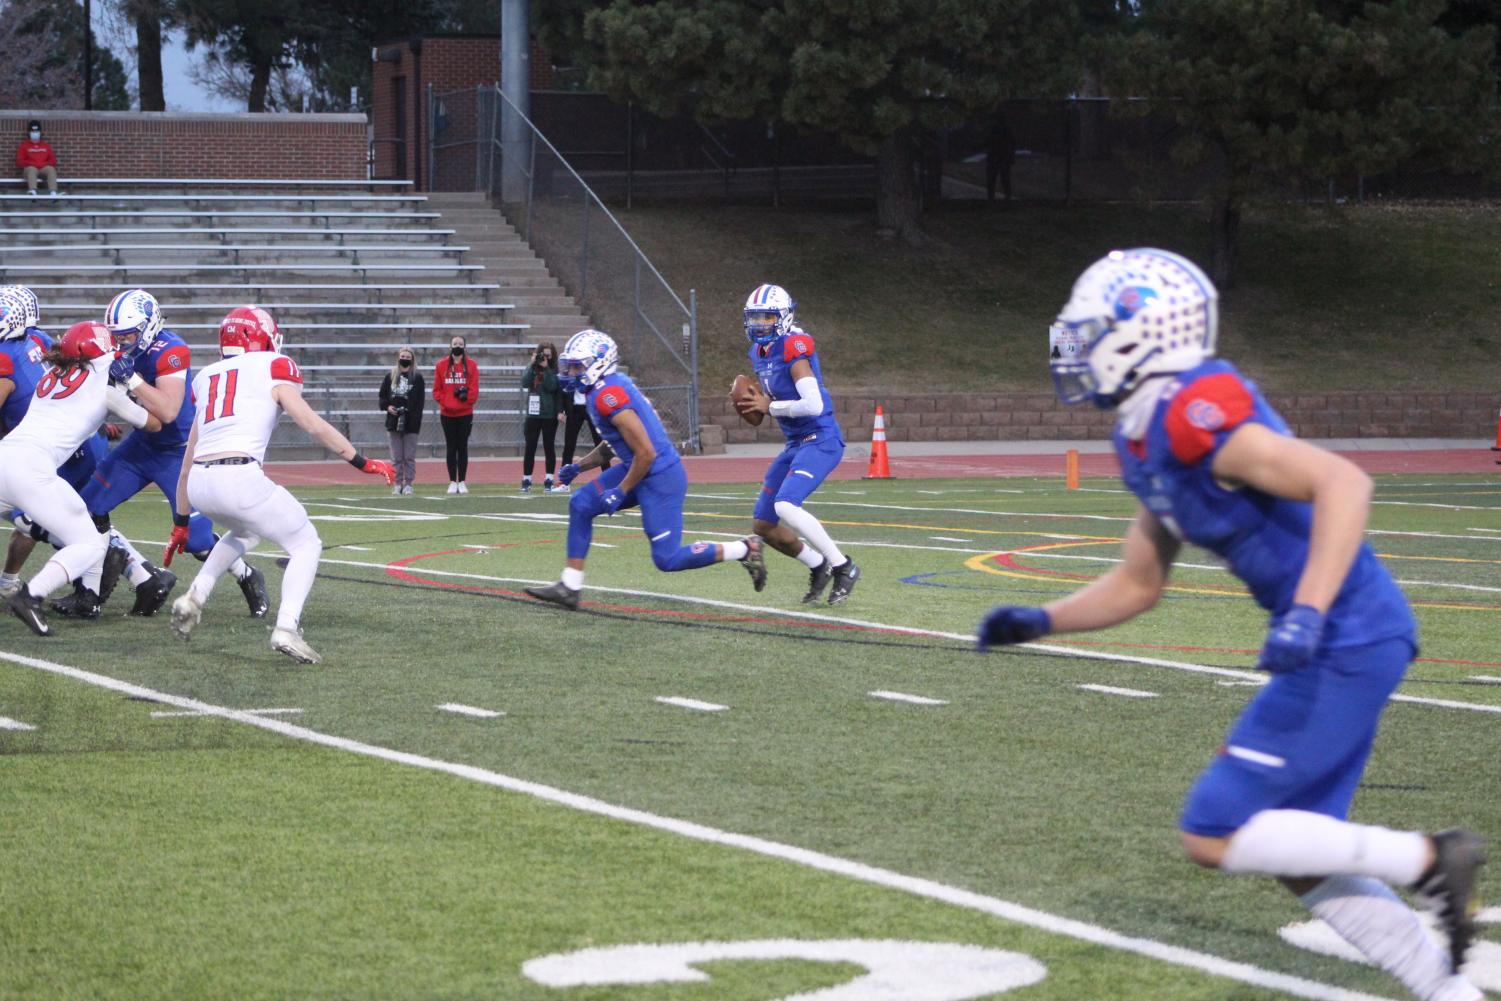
[16,120,59,197]
[433,334,479,494]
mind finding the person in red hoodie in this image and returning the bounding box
[16,120,59,197]
[433,334,479,494]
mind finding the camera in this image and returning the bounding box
[455,387,468,403]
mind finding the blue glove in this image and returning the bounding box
[977,606,1051,651]
[1258,603,1325,673]
[599,487,625,514]
[557,463,581,486]
[109,354,135,385]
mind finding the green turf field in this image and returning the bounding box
[2,472,1498,1000]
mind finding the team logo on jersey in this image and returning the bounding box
[1185,398,1226,431]
[1113,285,1159,320]
[601,391,621,408]
[691,542,710,554]
[794,340,808,355]
[167,354,183,369]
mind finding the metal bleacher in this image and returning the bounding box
[0,180,595,459]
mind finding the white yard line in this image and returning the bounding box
[0,646,1397,1001]
[869,690,949,706]
[151,707,303,718]
[438,703,505,719]
[655,696,728,713]
[1077,684,1159,699]
[0,715,37,730]
[1469,676,1501,685]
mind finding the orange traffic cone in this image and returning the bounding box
[864,405,894,479]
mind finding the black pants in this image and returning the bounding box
[561,403,601,465]
[522,416,557,477]
[441,413,473,482]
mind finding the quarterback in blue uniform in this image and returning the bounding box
[55,289,268,619]
[977,249,1485,1001]
[736,284,859,605]
[525,329,765,609]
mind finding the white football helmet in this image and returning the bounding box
[1049,248,1218,408]
[559,328,619,391]
[0,291,26,341]
[744,283,796,345]
[105,288,164,357]
[0,285,37,328]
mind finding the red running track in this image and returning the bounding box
[266,447,1497,488]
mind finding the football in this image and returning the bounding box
[730,373,764,426]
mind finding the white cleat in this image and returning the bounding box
[270,627,322,665]
[170,592,203,640]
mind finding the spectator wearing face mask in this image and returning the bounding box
[379,346,424,495]
[16,120,59,198]
[433,335,479,495]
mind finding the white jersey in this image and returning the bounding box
[190,351,303,463]
[0,355,112,467]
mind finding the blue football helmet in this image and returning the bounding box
[1049,248,1218,409]
[744,284,796,346]
[105,288,164,358]
[559,328,619,392]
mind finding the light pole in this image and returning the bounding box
[500,0,531,203]
[83,0,93,110]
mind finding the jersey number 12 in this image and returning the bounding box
[203,370,239,423]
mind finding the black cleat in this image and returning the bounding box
[49,583,102,620]
[237,565,269,619]
[7,587,50,636]
[1414,828,1487,971]
[738,536,767,592]
[97,545,127,605]
[130,566,177,617]
[802,558,833,604]
[827,559,860,605]
[524,580,581,610]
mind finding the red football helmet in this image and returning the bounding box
[218,306,282,357]
[59,321,118,362]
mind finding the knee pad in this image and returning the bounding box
[92,512,112,534]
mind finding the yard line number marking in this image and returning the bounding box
[0,646,1392,1001]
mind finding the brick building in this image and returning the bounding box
[370,34,555,189]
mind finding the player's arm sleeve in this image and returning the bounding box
[1163,373,1259,466]
[768,375,823,418]
[105,384,152,429]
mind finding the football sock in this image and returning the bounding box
[773,501,844,566]
[228,558,252,581]
[30,536,107,598]
[110,530,151,586]
[721,540,749,562]
[190,534,251,603]
[275,523,322,632]
[0,572,17,591]
[1300,876,1482,1001]
[561,567,585,591]
[1221,810,1430,884]
[793,545,823,568]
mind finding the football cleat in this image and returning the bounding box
[270,627,322,665]
[130,566,177,617]
[7,587,50,636]
[738,536,767,592]
[170,592,203,641]
[827,559,860,605]
[49,584,102,620]
[97,545,127,605]
[1414,828,1486,971]
[237,565,269,619]
[524,580,581,610]
[802,557,833,604]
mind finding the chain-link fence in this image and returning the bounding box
[431,84,700,450]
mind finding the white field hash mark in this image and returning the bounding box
[870,690,950,706]
[438,703,505,719]
[1077,684,1159,699]
[655,696,728,713]
[0,646,1392,1001]
[0,715,36,730]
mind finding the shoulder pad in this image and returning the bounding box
[1164,371,1255,465]
[783,333,816,363]
[594,383,631,418]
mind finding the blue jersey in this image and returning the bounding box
[126,329,195,449]
[586,372,680,476]
[0,329,52,433]
[1114,359,1414,650]
[749,328,841,444]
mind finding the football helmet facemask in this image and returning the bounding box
[558,328,618,392]
[1049,248,1218,409]
[218,305,282,357]
[105,289,165,358]
[743,284,796,346]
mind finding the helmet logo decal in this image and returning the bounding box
[1114,286,1158,320]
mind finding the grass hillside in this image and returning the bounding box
[615,200,1501,396]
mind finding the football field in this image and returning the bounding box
[2,470,1498,1000]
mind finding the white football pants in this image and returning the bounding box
[185,462,323,632]
[0,443,108,598]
